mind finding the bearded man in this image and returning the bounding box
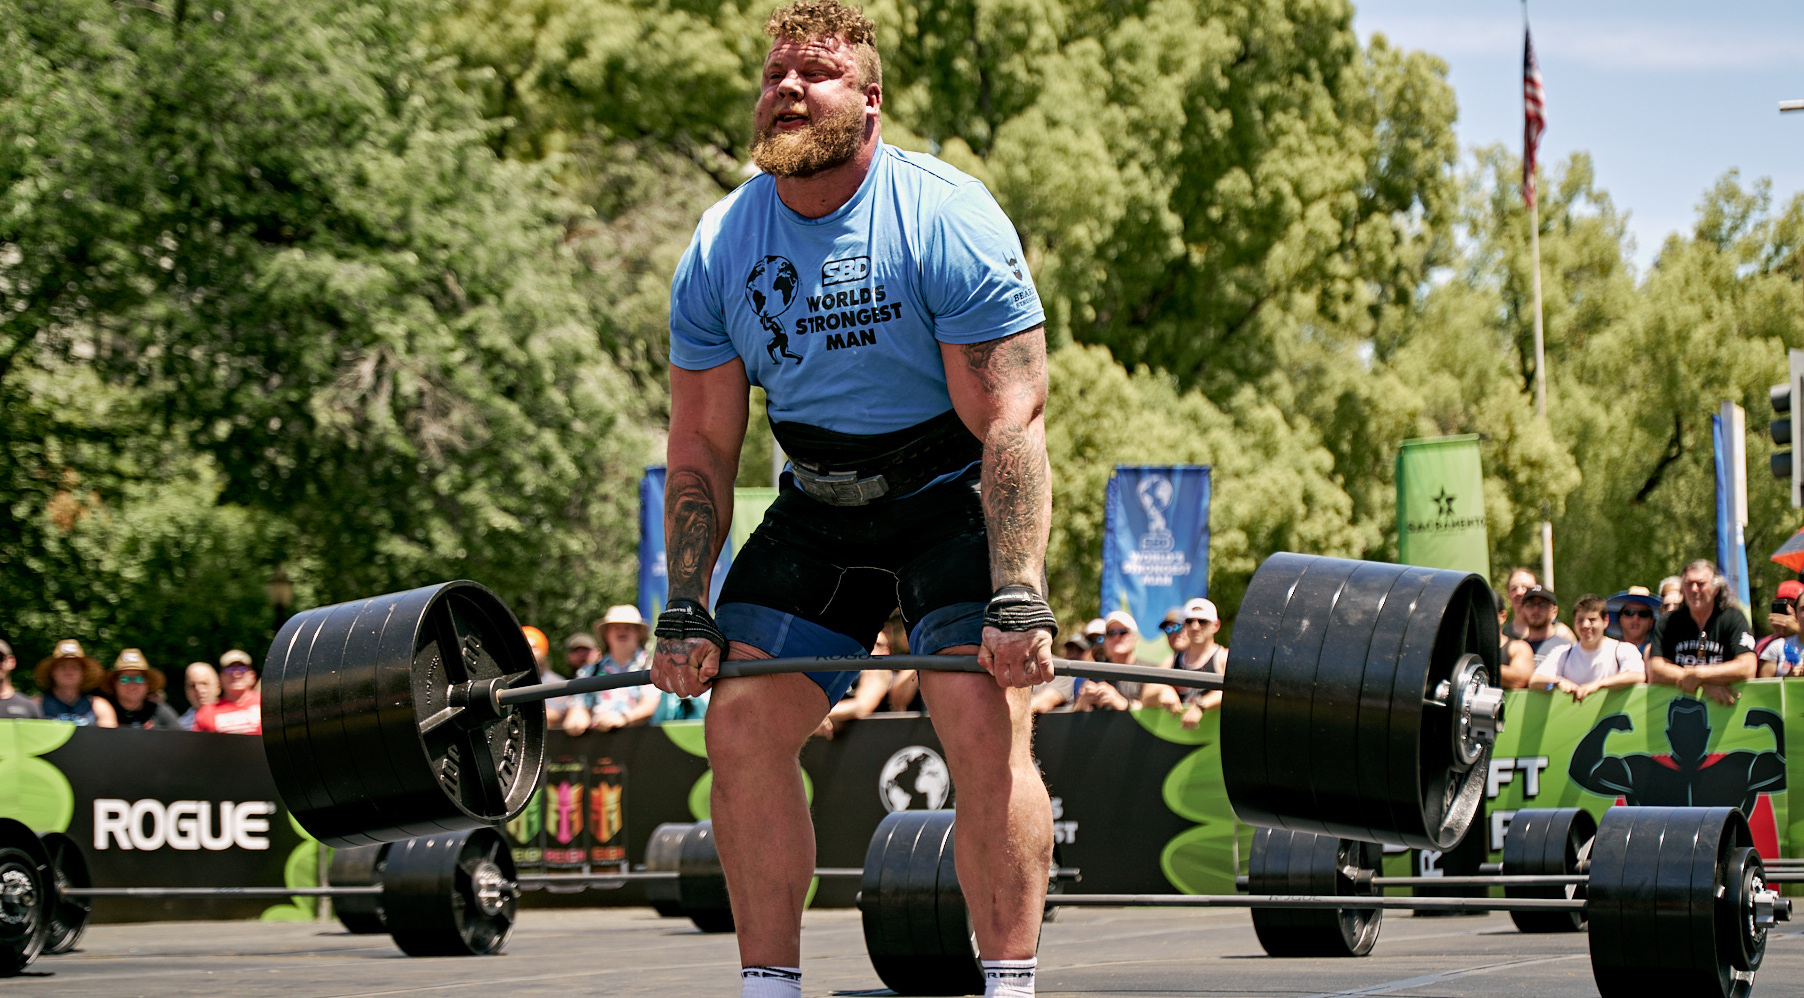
[650,3,1055,996]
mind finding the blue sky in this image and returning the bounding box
[1351,0,1804,271]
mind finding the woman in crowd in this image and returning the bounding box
[563,605,660,734]
[34,639,116,726]
[1609,587,1662,659]
[102,649,180,729]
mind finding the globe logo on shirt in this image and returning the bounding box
[744,255,800,319]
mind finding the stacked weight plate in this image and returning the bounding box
[35,832,89,955]
[1245,828,1382,957]
[262,581,546,847]
[1503,808,1595,933]
[380,827,516,957]
[1223,554,1497,849]
[859,810,983,997]
[0,819,49,976]
[328,842,391,935]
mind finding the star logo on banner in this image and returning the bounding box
[1432,488,1456,518]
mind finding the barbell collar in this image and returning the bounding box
[1044,893,1587,912]
[492,655,1224,708]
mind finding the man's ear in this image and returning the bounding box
[865,82,882,111]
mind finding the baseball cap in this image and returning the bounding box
[219,648,255,670]
[565,632,598,651]
[1082,617,1106,638]
[1183,598,1219,623]
[1779,581,1804,602]
[1522,585,1557,605]
[1103,610,1139,636]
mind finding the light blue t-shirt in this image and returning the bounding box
[669,143,1045,436]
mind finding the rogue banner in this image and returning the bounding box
[636,469,776,619]
[1396,435,1490,577]
[1100,466,1211,627]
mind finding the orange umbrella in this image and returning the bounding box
[1770,527,1804,573]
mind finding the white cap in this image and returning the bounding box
[1103,610,1139,636]
[1082,617,1106,637]
[1183,598,1218,623]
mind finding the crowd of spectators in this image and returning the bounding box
[1493,558,1794,708]
[0,637,251,731]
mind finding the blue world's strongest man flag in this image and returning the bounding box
[1100,466,1212,625]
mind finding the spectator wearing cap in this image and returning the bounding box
[1504,567,1577,643]
[1517,585,1573,672]
[35,640,116,726]
[102,649,180,729]
[1759,581,1804,678]
[564,606,659,735]
[1647,559,1757,707]
[1073,610,1144,711]
[1082,617,1107,662]
[1607,587,1661,659]
[1531,594,1646,702]
[522,626,566,726]
[1154,599,1228,728]
[1492,590,1537,690]
[193,649,260,733]
[178,662,220,730]
[0,639,42,718]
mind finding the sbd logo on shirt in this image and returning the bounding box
[744,255,802,366]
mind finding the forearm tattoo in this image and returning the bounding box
[665,468,723,602]
[965,333,1051,589]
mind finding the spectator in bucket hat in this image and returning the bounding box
[102,649,179,729]
[35,639,116,726]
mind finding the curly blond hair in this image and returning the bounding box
[764,0,881,89]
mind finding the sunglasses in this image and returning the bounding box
[1105,628,1133,638]
[222,665,254,675]
[1618,608,1652,619]
[116,675,147,685]
[1158,621,1183,636]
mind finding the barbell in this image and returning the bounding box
[859,806,1791,998]
[260,553,1507,853]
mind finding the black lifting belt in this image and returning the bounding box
[773,410,983,507]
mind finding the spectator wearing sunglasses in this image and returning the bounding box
[193,649,262,734]
[1606,587,1661,659]
[1757,581,1804,678]
[1072,610,1145,711]
[1150,599,1227,727]
[102,649,180,729]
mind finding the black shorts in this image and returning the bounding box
[714,465,992,699]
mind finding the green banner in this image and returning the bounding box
[1396,434,1490,577]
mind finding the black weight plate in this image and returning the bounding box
[1389,570,1494,849]
[859,812,902,956]
[1504,808,1594,933]
[1588,807,1711,998]
[1720,847,1766,973]
[1221,552,1316,828]
[384,827,516,957]
[1261,557,1362,834]
[1306,561,1406,840]
[644,822,692,918]
[1656,808,1709,992]
[903,812,945,965]
[1353,567,1435,846]
[0,819,50,976]
[329,843,390,934]
[264,609,344,841]
[380,587,485,841]
[678,821,732,933]
[36,832,89,955]
[330,598,414,841]
[927,812,980,992]
[1248,828,1379,957]
[304,602,386,845]
[864,810,980,996]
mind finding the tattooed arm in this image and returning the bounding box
[943,326,1054,687]
[651,359,750,697]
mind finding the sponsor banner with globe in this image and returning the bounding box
[1100,466,1211,635]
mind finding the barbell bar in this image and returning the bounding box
[263,554,1508,852]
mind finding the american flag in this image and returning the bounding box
[1522,27,1546,208]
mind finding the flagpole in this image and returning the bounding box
[1524,1,1553,590]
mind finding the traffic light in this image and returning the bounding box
[1770,349,1804,507]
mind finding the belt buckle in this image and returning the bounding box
[794,467,889,506]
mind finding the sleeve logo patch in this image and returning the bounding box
[821,256,871,286]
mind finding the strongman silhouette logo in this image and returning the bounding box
[1569,698,1784,814]
[744,255,802,365]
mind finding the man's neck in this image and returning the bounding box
[1525,623,1553,641]
[1689,604,1713,628]
[0,677,12,697]
[773,127,882,219]
[1182,640,1215,665]
[1578,636,1604,653]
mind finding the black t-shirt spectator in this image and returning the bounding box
[109,699,180,729]
[1649,605,1756,666]
[0,693,42,719]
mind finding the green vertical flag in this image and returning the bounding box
[1396,435,1490,577]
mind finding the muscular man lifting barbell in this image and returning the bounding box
[649,4,1056,995]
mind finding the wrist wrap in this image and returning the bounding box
[983,585,1059,635]
[654,599,728,654]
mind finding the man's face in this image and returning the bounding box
[1618,603,1655,641]
[565,646,597,671]
[1506,571,1536,609]
[1160,619,1189,653]
[221,664,257,698]
[1103,623,1137,661]
[752,34,874,178]
[1573,609,1605,648]
[603,625,642,662]
[186,667,220,707]
[51,660,82,690]
[114,671,150,708]
[1521,597,1556,628]
[1682,568,1715,614]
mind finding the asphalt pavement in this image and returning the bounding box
[11,907,1800,997]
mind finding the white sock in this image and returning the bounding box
[740,965,801,998]
[982,958,1036,997]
